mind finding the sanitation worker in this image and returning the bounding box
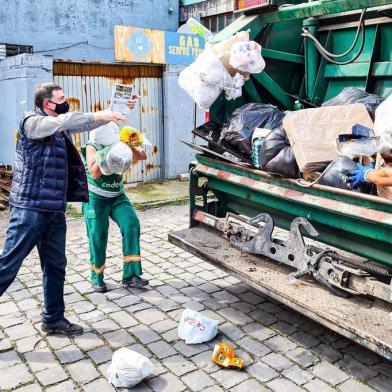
[82,98,149,293]
[0,83,126,335]
[348,161,392,188]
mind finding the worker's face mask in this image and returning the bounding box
[48,100,70,115]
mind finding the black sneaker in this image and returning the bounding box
[122,275,149,288]
[93,284,107,293]
[42,318,84,335]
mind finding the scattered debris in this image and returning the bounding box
[107,347,154,388]
[212,342,245,369]
[178,308,219,344]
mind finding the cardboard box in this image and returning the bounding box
[283,104,373,172]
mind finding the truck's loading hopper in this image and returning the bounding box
[190,156,392,266]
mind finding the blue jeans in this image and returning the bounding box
[0,206,67,323]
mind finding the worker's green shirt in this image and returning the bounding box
[81,143,124,198]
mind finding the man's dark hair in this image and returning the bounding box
[34,83,63,110]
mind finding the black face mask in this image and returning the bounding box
[49,100,70,114]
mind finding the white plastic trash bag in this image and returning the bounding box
[179,50,232,110]
[225,73,245,101]
[177,17,213,40]
[179,49,245,110]
[207,31,251,79]
[106,141,133,175]
[178,308,219,344]
[107,347,154,388]
[95,145,114,176]
[378,133,392,156]
[374,93,392,137]
[229,41,266,74]
[89,121,120,146]
[335,137,379,158]
[179,61,221,110]
[374,93,392,156]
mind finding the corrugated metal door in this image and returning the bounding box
[54,62,163,183]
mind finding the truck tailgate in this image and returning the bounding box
[169,226,392,360]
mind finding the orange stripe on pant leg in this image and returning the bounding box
[123,255,141,262]
[90,265,105,274]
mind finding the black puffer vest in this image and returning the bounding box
[9,111,88,212]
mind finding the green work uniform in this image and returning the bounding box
[81,143,142,286]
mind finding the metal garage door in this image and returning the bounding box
[54,61,163,183]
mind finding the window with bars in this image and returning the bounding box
[0,44,33,57]
[202,12,240,33]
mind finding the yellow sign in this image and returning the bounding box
[115,26,165,64]
[114,25,205,65]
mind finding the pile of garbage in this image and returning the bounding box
[193,86,392,199]
[179,32,266,110]
[220,103,300,178]
[106,308,243,389]
[178,32,392,199]
[277,88,391,198]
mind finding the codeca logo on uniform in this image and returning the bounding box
[102,182,121,188]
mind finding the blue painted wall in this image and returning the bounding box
[0,0,204,179]
[0,0,179,62]
[0,55,53,165]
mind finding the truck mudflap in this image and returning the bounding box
[168,224,392,360]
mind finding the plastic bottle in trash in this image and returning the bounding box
[294,100,304,111]
[205,110,210,123]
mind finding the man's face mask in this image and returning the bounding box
[211,343,244,369]
[49,100,70,115]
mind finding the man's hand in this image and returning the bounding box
[93,110,126,124]
[127,95,141,110]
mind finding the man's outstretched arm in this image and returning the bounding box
[24,111,126,139]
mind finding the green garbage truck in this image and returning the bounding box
[169,0,392,359]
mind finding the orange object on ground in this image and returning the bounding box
[211,343,244,369]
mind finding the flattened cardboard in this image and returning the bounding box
[283,104,374,172]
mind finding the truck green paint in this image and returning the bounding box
[206,0,392,265]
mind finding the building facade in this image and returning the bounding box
[180,0,239,32]
[0,0,202,181]
[0,0,179,62]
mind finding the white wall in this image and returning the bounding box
[163,64,205,178]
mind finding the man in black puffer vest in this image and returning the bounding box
[0,83,126,335]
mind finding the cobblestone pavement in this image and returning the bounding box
[0,205,391,392]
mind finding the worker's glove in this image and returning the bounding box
[347,162,375,188]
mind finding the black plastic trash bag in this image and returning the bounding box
[322,88,382,119]
[319,156,373,193]
[221,103,285,157]
[259,126,300,178]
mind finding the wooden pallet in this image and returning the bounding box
[0,166,13,210]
